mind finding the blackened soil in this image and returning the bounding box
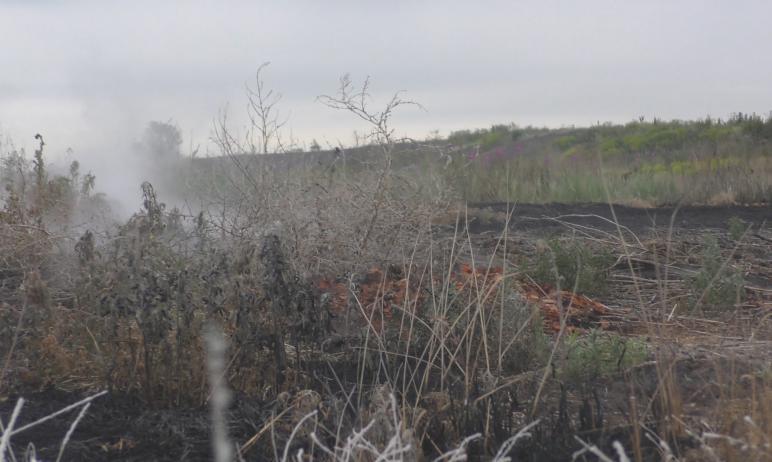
[0,388,265,461]
[464,202,770,235]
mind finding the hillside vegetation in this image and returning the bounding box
[444,114,771,205]
[190,113,772,208]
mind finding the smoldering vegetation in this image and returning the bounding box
[0,77,770,461]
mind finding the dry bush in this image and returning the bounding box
[195,74,450,278]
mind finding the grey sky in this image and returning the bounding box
[2,0,772,160]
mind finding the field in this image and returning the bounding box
[0,110,770,461]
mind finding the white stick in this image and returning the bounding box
[0,398,25,462]
[10,391,106,437]
[56,402,91,462]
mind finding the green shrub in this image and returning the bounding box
[562,330,648,386]
[530,238,614,295]
[599,137,623,156]
[690,235,745,310]
[495,296,552,372]
[727,216,750,241]
[556,135,578,151]
[479,129,508,150]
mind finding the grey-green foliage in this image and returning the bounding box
[562,330,648,386]
[690,235,745,309]
[727,216,750,241]
[497,286,551,370]
[530,238,614,296]
[494,293,551,373]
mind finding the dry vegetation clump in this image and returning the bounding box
[188,72,452,279]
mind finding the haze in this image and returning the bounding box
[2,0,771,161]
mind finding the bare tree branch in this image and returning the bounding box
[246,62,289,154]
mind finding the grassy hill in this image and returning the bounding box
[191,113,772,206]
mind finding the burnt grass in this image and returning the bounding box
[5,355,767,461]
[2,202,770,461]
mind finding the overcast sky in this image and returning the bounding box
[2,0,772,161]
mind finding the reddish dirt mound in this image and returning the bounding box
[316,264,611,334]
[521,282,610,332]
[315,266,422,332]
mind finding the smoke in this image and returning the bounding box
[3,0,771,223]
[43,117,191,221]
